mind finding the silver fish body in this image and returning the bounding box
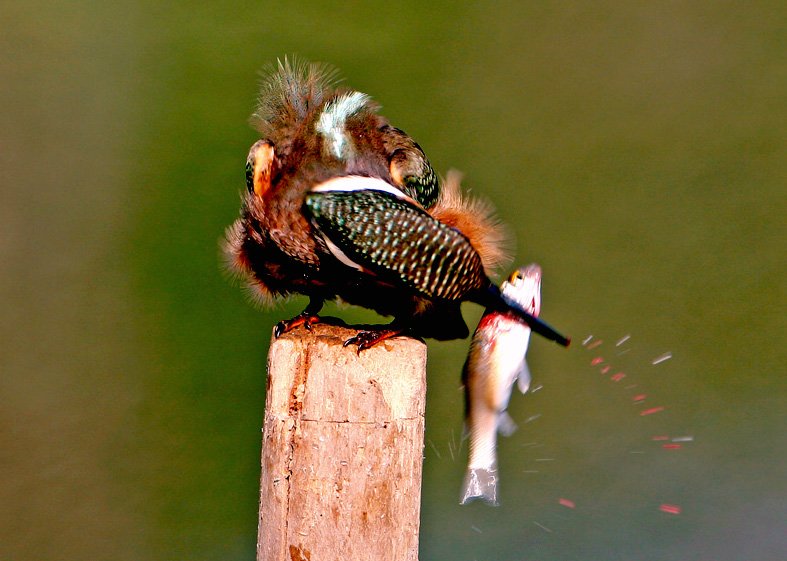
[460,264,542,506]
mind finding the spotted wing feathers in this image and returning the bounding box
[305,186,487,300]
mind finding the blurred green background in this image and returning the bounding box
[2,1,784,560]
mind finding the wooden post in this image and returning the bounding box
[257,323,427,561]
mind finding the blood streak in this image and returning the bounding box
[640,407,664,416]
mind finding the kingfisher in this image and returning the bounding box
[224,58,569,350]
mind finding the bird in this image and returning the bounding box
[224,58,569,351]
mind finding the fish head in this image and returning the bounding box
[501,264,542,317]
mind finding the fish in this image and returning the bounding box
[460,263,542,506]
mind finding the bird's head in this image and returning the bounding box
[243,57,439,209]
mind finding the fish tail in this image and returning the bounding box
[460,468,500,506]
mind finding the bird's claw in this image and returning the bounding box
[274,313,321,338]
[342,329,404,354]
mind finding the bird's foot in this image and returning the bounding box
[342,328,406,354]
[274,312,322,338]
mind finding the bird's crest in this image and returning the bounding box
[250,56,342,138]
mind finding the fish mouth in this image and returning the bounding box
[502,263,542,315]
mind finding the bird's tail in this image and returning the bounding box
[476,284,571,347]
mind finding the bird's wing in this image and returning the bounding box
[305,176,486,300]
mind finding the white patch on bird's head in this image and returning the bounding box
[315,91,371,160]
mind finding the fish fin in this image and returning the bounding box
[516,360,532,394]
[497,412,518,437]
[460,468,499,506]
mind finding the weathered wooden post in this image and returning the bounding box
[257,323,427,561]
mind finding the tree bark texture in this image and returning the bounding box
[258,323,427,561]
